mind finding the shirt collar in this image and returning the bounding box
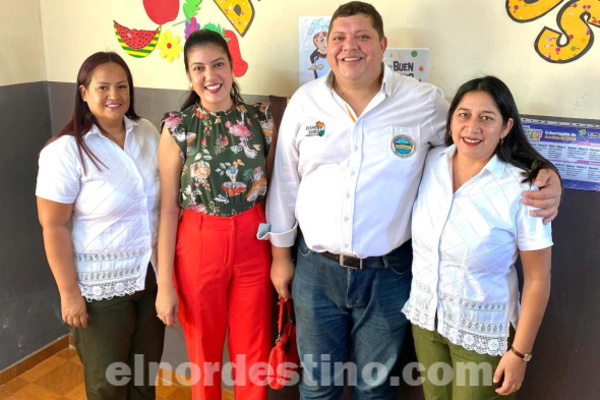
[84,116,136,138]
[380,62,394,97]
[442,144,506,179]
[324,62,392,97]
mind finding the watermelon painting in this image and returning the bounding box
[114,21,161,58]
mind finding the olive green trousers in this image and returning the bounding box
[72,266,165,400]
[412,324,517,400]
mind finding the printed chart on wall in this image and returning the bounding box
[523,118,600,191]
[384,48,428,82]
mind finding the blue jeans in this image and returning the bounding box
[293,237,413,400]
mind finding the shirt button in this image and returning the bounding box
[344,217,349,222]
[351,171,356,176]
[346,193,350,198]
[344,244,349,248]
[354,146,359,151]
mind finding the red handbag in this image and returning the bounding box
[268,299,300,389]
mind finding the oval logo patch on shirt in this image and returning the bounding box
[391,134,416,158]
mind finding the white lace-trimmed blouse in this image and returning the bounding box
[36,117,160,301]
[402,145,552,356]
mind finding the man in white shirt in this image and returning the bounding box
[263,2,561,399]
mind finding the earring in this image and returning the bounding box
[189,82,193,89]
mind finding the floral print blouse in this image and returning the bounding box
[163,102,273,216]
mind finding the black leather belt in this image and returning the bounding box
[319,252,373,269]
[317,240,413,270]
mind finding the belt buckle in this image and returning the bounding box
[339,255,363,269]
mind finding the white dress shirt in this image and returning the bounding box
[263,64,448,258]
[402,146,553,356]
[36,117,160,301]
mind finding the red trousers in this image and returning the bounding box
[174,204,272,400]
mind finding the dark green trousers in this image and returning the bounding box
[72,265,165,400]
[412,324,517,400]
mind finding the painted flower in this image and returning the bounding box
[185,17,200,39]
[220,136,229,146]
[158,30,182,63]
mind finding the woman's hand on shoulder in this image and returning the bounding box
[156,284,179,327]
[493,350,527,395]
[61,291,88,328]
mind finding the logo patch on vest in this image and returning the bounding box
[305,121,326,137]
[391,135,416,158]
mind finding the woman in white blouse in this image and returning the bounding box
[403,76,557,399]
[36,52,164,399]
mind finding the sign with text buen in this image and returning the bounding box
[384,48,429,82]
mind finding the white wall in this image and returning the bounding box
[37,0,600,119]
[0,0,46,85]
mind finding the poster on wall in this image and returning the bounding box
[384,48,428,82]
[523,117,600,191]
[299,16,331,86]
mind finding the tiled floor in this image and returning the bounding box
[0,347,233,399]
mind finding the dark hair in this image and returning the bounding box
[329,1,384,40]
[446,76,560,185]
[181,29,243,111]
[47,52,138,170]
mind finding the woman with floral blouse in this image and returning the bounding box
[155,29,274,400]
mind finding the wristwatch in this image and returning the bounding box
[509,346,532,362]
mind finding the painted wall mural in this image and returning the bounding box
[112,0,255,76]
[114,22,161,58]
[507,0,600,63]
[213,0,255,37]
[144,0,180,25]
[203,23,248,76]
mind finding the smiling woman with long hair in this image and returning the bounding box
[155,29,275,400]
[403,76,557,400]
[36,52,164,400]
